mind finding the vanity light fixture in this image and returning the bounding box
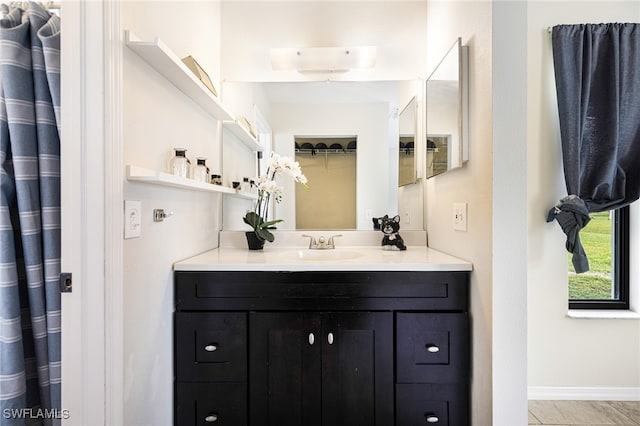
[270,46,377,73]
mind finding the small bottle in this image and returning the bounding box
[211,174,222,185]
[170,148,189,178]
[192,157,208,182]
[241,177,250,192]
[250,179,257,196]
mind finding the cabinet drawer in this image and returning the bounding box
[176,271,469,311]
[175,312,247,382]
[175,382,247,426]
[396,313,469,384]
[396,384,469,426]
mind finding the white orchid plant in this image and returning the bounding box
[243,153,308,243]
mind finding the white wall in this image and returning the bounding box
[122,2,222,424]
[425,1,494,424]
[527,0,640,396]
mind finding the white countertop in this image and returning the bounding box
[173,246,473,272]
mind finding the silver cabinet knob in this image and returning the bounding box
[426,344,440,353]
[309,333,315,345]
[327,333,334,345]
[425,413,439,423]
[204,344,218,352]
[205,413,218,422]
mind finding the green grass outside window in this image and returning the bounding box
[568,212,614,299]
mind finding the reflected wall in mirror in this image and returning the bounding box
[426,37,468,179]
[294,136,357,229]
[398,96,417,186]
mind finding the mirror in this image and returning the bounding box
[398,96,417,186]
[426,37,468,178]
[223,80,422,230]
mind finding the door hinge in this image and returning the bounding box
[60,272,73,293]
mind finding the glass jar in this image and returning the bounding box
[241,177,250,192]
[170,148,189,178]
[192,157,208,182]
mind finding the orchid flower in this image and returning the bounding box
[243,152,308,242]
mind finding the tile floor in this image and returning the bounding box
[528,401,640,425]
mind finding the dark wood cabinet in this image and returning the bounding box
[175,383,247,426]
[174,270,469,426]
[249,312,393,426]
[249,312,320,426]
[395,313,470,425]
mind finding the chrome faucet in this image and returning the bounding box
[302,234,342,249]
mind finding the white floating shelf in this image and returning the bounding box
[124,30,233,122]
[126,165,236,194]
[223,120,263,151]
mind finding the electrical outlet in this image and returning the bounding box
[124,200,142,239]
[453,202,467,231]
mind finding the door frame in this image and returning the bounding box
[61,1,123,424]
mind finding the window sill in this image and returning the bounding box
[567,309,640,319]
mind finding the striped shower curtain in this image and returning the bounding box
[0,2,61,425]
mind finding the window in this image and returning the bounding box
[569,206,629,309]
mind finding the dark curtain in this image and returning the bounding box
[548,23,640,272]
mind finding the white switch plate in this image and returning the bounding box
[453,202,467,231]
[124,200,142,239]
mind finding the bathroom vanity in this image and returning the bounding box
[173,246,472,426]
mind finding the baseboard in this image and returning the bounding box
[528,386,640,401]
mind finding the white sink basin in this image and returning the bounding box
[284,249,362,262]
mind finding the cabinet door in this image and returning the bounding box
[249,312,322,426]
[321,312,393,426]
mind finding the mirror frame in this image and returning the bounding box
[425,37,469,179]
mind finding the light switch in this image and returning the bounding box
[124,200,142,239]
